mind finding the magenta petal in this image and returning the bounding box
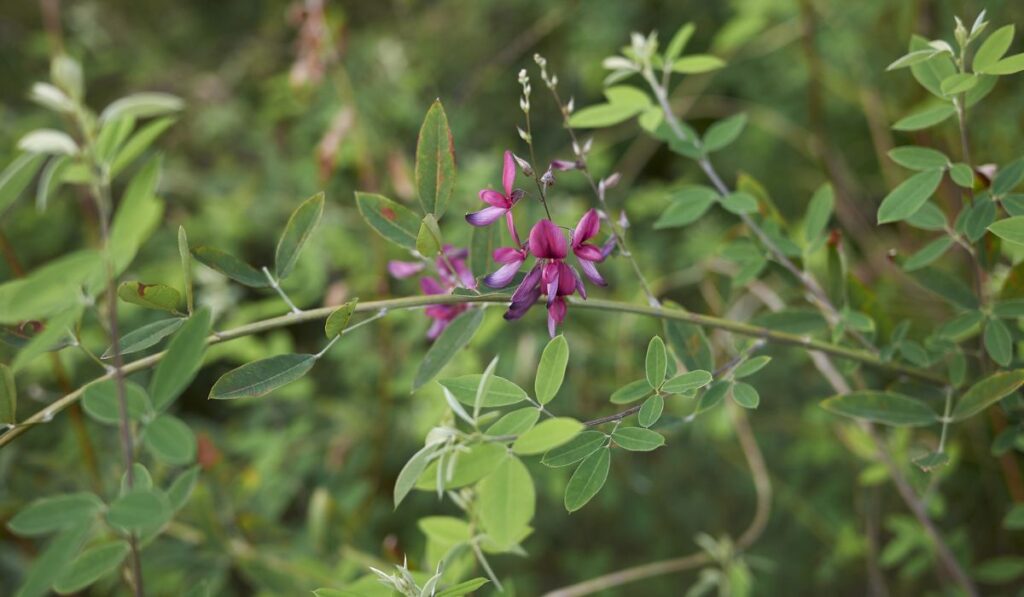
[573,243,603,262]
[579,258,607,286]
[573,209,601,246]
[484,261,522,288]
[511,265,542,303]
[529,219,568,259]
[479,189,510,208]
[465,206,507,226]
[388,260,425,279]
[493,247,524,264]
[502,150,516,196]
[547,297,567,337]
[556,262,577,295]
[452,259,477,289]
[571,265,587,300]
[420,277,445,295]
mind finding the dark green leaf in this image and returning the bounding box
[415,100,456,216]
[908,266,980,309]
[167,466,200,511]
[355,191,421,251]
[733,356,771,379]
[53,540,130,593]
[731,382,760,409]
[821,391,939,426]
[892,104,956,131]
[0,364,14,425]
[804,183,834,248]
[275,191,324,279]
[11,305,81,372]
[14,522,90,597]
[436,578,490,597]
[952,370,1024,421]
[903,237,954,271]
[703,113,747,152]
[104,317,184,358]
[191,246,268,288]
[149,308,211,411]
[654,185,718,228]
[413,309,484,390]
[143,414,197,464]
[662,370,712,394]
[82,379,151,425]
[564,448,610,512]
[106,490,170,532]
[7,493,103,536]
[984,318,1013,367]
[209,353,316,400]
[994,159,1024,195]
[645,336,667,389]
[612,427,665,451]
[888,146,949,170]
[638,394,664,427]
[542,431,607,467]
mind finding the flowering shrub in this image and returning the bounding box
[4,6,1024,597]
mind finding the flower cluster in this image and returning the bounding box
[467,151,609,336]
[389,245,475,340]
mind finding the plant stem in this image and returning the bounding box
[262,267,302,314]
[0,293,943,450]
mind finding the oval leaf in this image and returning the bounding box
[645,336,667,389]
[821,391,939,426]
[191,246,269,288]
[117,281,181,313]
[209,353,317,400]
[512,417,583,455]
[275,192,325,279]
[143,413,197,464]
[565,447,611,512]
[148,308,211,411]
[477,456,535,547]
[7,492,103,536]
[325,299,359,338]
[355,191,421,251]
[952,370,1024,421]
[535,334,569,405]
[541,430,607,467]
[53,540,130,593]
[877,169,943,224]
[612,427,665,451]
[415,100,456,216]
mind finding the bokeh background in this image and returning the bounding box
[2,0,1024,594]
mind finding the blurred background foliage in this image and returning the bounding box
[2,0,1024,594]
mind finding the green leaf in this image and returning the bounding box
[638,394,664,427]
[733,356,771,379]
[950,163,975,187]
[167,466,200,511]
[275,191,324,279]
[696,381,729,415]
[82,379,151,425]
[568,103,643,128]
[610,378,652,404]
[395,443,438,507]
[939,73,978,95]
[654,185,718,228]
[355,191,421,251]
[486,407,541,437]
[436,578,490,597]
[541,431,607,467]
[109,157,164,275]
[612,427,665,451]
[564,447,610,512]
[720,191,759,214]
[111,116,176,177]
[149,307,211,411]
[325,299,358,338]
[952,370,1024,421]
[535,334,569,404]
[107,489,170,532]
[886,48,940,70]
[974,24,1015,73]
[888,146,949,170]
[804,183,834,248]
[440,374,527,407]
[908,266,979,309]
[664,23,695,66]
[177,227,193,314]
[416,214,442,257]
[413,309,484,390]
[985,53,1024,75]
[513,417,583,455]
[604,85,652,110]
[415,100,456,216]
[645,336,667,389]
[121,463,153,494]
[877,169,944,224]
[35,154,69,211]
[117,281,181,313]
[989,216,1024,245]
[143,414,197,464]
[909,36,956,97]
[903,236,954,271]
[105,317,184,359]
[0,364,15,425]
[191,246,269,288]
[821,391,939,426]
[993,159,1024,195]
[703,113,747,152]
[14,522,90,597]
[731,382,760,409]
[662,370,712,394]
[478,456,535,548]
[209,353,317,400]
[672,54,725,73]
[892,103,957,131]
[984,318,1013,367]
[1004,504,1024,530]
[53,540,130,593]
[7,493,103,536]
[99,92,183,123]
[994,299,1024,318]
[906,202,948,230]
[94,116,135,164]
[974,557,1024,583]
[415,442,505,491]
[0,153,47,214]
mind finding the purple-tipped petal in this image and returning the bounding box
[479,189,510,208]
[505,285,540,320]
[502,150,516,196]
[573,209,601,246]
[529,219,568,259]
[420,277,445,295]
[426,319,447,340]
[550,159,577,171]
[442,245,469,261]
[452,259,477,289]
[493,247,524,264]
[484,261,522,288]
[505,211,522,247]
[600,237,616,260]
[570,264,587,300]
[578,258,607,286]
[465,206,507,227]
[547,297,567,337]
[388,260,425,279]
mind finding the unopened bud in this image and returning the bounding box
[603,172,622,189]
[566,96,574,114]
[512,153,534,176]
[517,126,531,142]
[541,168,556,188]
[550,159,578,171]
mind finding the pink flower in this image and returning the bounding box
[466,150,524,246]
[389,245,477,340]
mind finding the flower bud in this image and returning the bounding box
[512,153,534,176]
